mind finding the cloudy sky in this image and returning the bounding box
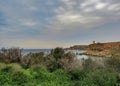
[0,0,120,48]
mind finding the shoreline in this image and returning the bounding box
[79,52,110,58]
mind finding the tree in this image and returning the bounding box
[21,52,45,68]
[52,47,65,60]
[0,47,22,63]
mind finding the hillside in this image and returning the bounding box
[86,42,120,57]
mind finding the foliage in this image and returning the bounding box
[51,47,65,60]
[106,46,120,71]
[68,69,87,81]
[83,58,96,70]
[0,47,120,85]
[21,52,45,68]
[46,48,76,71]
[0,47,22,63]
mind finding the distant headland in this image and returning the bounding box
[66,45,88,50]
[66,41,120,57]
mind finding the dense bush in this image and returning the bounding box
[0,63,31,86]
[68,69,87,81]
[45,47,77,71]
[0,47,120,85]
[83,58,96,70]
[51,47,65,60]
[85,70,117,86]
[21,52,45,68]
[106,46,120,71]
[0,47,22,63]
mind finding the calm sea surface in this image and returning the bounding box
[22,49,51,55]
[22,49,103,59]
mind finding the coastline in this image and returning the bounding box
[79,52,110,58]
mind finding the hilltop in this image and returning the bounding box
[66,41,120,57]
[85,41,120,57]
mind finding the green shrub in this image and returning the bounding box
[87,70,117,86]
[68,69,87,81]
[106,57,120,72]
[0,72,12,85]
[83,58,97,70]
[0,63,34,86]
[30,65,72,86]
[72,70,117,86]
[0,63,6,70]
[30,65,50,84]
[50,69,72,86]
[106,46,120,71]
[11,71,31,86]
[7,63,23,73]
[51,47,64,60]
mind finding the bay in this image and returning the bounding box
[22,49,103,59]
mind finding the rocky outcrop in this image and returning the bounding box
[85,42,120,57]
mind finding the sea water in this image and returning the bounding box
[22,49,102,59]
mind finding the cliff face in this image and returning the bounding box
[86,42,120,57]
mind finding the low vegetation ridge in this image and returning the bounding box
[66,45,88,50]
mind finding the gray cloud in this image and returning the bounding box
[49,0,120,32]
[0,0,120,48]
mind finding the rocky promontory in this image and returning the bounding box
[85,41,120,57]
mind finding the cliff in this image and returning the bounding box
[86,42,120,57]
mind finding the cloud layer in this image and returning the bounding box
[0,0,120,48]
